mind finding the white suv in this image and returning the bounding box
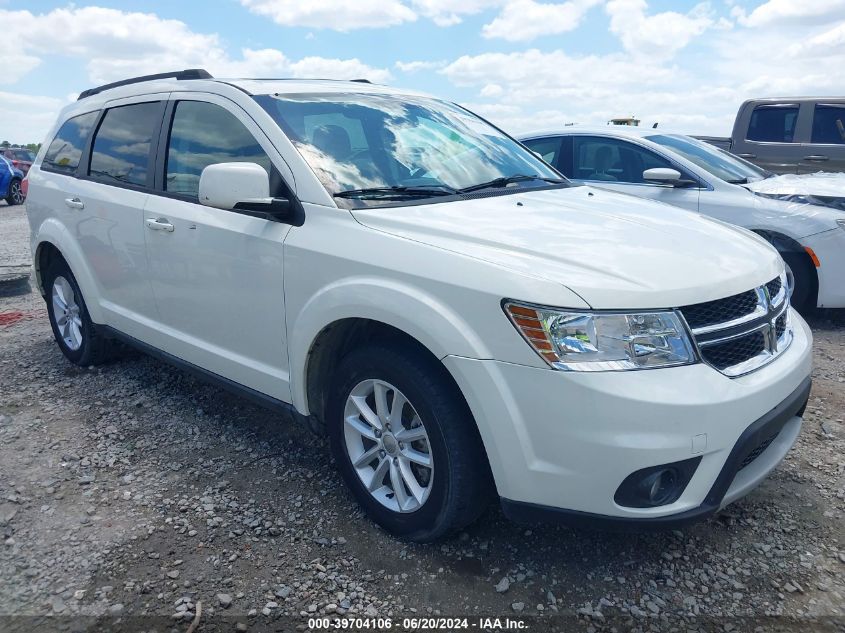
[26,70,812,541]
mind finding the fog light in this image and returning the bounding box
[615,457,701,508]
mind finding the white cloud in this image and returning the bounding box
[606,0,713,60]
[0,7,390,86]
[410,0,503,27]
[482,0,602,42]
[732,0,845,27]
[239,0,416,30]
[0,92,65,144]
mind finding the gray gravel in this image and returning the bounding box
[1,203,844,631]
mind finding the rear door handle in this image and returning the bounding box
[64,197,85,210]
[804,155,829,161]
[736,153,756,159]
[145,218,175,232]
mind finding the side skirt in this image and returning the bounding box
[101,325,313,428]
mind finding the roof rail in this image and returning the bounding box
[77,69,213,101]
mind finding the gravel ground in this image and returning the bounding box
[1,202,844,632]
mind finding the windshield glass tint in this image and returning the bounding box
[647,134,767,183]
[255,92,562,204]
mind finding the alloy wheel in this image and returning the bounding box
[52,276,83,351]
[343,379,434,513]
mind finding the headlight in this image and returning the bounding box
[504,302,696,371]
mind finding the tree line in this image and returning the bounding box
[1,141,41,153]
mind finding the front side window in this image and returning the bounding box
[166,101,274,198]
[255,92,563,207]
[747,105,799,143]
[89,102,162,187]
[571,136,673,183]
[42,111,98,174]
[811,104,845,144]
[648,134,767,184]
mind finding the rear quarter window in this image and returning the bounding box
[42,111,99,174]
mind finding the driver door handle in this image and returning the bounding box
[804,155,829,161]
[145,218,175,232]
[64,197,85,210]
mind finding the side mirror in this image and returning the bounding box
[199,162,269,209]
[642,167,682,184]
[198,162,300,224]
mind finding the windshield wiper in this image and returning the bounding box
[457,174,566,194]
[334,185,458,199]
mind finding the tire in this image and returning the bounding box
[5,178,24,206]
[44,258,112,366]
[781,251,816,314]
[327,343,493,542]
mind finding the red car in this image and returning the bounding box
[1,147,35,175]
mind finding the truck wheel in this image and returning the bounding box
[781,252,816,313]
[6,178,24,205]
[45,259,112,366]
[327,343,492,542]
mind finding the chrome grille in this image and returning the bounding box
[680,272,793,377]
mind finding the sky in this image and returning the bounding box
[1,0,844,144]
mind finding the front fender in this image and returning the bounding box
[288,276,494,414]
[33,218,105,324]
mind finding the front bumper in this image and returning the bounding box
[442,311,813,526]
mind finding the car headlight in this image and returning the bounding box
[504,302,696,371]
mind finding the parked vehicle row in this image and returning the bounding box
[1,146,36,175]
[26,70,813,540]
[520,127,845,311]
[694,97,845,174]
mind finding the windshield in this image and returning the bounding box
[255,92,565,206]
[647,134,768,184]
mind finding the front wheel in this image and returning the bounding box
[327,344,493,541]
[781,251,816,314]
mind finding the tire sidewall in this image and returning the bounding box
[781,252,814,312]
[45,264,95,365]
[327,348,453,539]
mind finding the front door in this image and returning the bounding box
[143,95,294,401]
[566,135,701,213]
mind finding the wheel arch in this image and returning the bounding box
[32,221,105,323]
[751,229,818,308]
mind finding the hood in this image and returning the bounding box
[351,186,783,310]
[745,172,845,212]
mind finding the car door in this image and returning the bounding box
[143,93,295,401]
[737,103,804,173]
[804,102,845,173]
[69,96,166,338]
[555,135,701,212]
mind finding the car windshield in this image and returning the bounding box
[13,150,34,161]
[647,134,769,184]
[255,92,565,206]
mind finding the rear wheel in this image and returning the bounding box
[327,344,492,542]
[45,259,112,366]
[781,251,816,313]
[5,178,24,205]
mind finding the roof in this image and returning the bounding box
[518,125,674,140]
[74,68,426,104]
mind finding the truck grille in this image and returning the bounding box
[679,273,792,377]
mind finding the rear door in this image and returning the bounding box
[142,93,295,401]
[736,102,803,173]
[804,102,845,173]
[554,135,702,212]
[73,95,167,338]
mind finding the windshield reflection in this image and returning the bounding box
[647,134,768,184]
[255,92,563,205]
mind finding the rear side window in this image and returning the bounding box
[42,111,98,174]
[522,137,562,167]
[89,102,163,187]
[811,104,845,144]
[747,105,799,143]
[165,101,273,197]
